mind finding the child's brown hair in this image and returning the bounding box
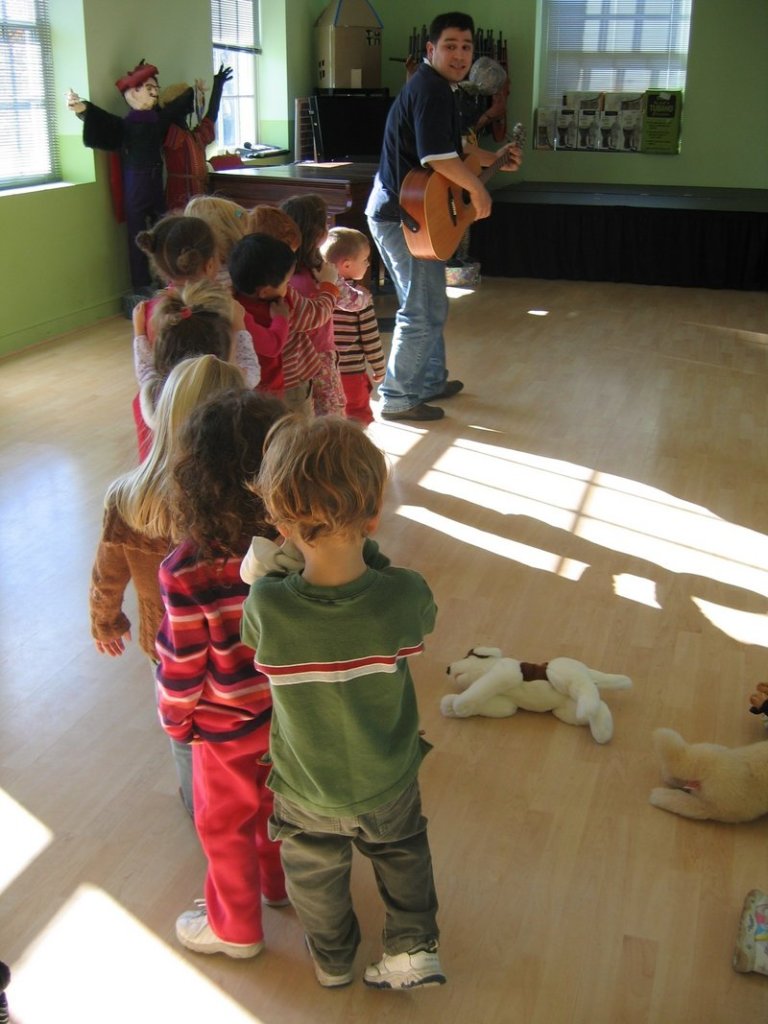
[256,414,387,543]
[135,215,215,282]
[279,194,327,272]
[151,279,232,379]
[247,205,301,251]
[171,389,286,557]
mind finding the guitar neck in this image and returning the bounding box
[474,123,525,185]
[477,152,511,185]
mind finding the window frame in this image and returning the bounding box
[211,0,261,150]
[0,0,60,191]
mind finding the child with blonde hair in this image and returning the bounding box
[241,415,444,990]
[156,388,287,957]
[90,355,246,814]
[280,194,345,417]
[183,195,249,287]
[320,226,385,425]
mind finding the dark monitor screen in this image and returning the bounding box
[309,92,392,163]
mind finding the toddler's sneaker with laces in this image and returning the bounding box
[176,904,264,959]
[363,947,446,989]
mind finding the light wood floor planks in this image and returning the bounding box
[1,277,768,1023]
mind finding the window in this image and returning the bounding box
[211,0,261,149]
[540,0,693,103]
[0,0,59,189]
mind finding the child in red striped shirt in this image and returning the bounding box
[230,232,340,415]
[156,387,287,957]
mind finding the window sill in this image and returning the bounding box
[1,180,78,199]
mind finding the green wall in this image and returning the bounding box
[379,0,768,189]
[1,0,766,359]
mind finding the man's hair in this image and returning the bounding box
[320,226,369,265]
[229,233,297,296]
[428,12,475,44]
[256,415,387,543]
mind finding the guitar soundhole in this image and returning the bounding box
[446,189,458,226]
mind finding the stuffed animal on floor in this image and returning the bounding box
[748,682,768,719]
[649,727,768,822]
[441,647,631,744]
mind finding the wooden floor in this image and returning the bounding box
[2,277,768,1023]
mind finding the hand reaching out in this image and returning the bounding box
[132,300,147,337]
[67,88,86,114]
[214,64,234,88]
[231,299,246,332]
[315,260,338,285]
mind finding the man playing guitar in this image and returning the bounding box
[366,11,522,423]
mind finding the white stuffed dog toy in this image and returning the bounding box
[442,647,632,744]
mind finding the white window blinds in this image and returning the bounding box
[540,0,693,103]
[211,0,261,149]
[212,0,260,54]
[0,0,60,190]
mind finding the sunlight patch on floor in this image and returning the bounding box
[0,789,52,897]
[691,597,768,649]
[11,884,264,1024]
[419,437,768,602]
[420,438,592,531]
[396,505,589,580]
[581,472,768,598]
[613,574,662,609]
[367,420,428,466]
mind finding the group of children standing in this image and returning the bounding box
[88,194,444,991]
[132,192,384,448]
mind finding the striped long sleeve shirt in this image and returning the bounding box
[237,282,339,391]
[156,539,272,743]
[333,298,385,377]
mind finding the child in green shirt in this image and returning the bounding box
[241,415,445,990]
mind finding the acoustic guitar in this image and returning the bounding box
[399,122,525,261]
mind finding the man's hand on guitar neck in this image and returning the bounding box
[497,141,523,172]
[466,140,523,173]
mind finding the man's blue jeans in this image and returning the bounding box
[368,218,450,413]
